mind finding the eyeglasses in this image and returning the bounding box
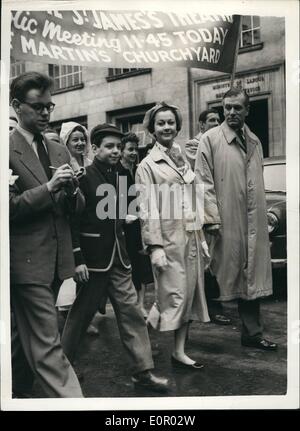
[19,100,56,114]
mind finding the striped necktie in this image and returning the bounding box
[236,129,247,153]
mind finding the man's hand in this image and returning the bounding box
[46,164,75,193]
[64,174,80,196]
[150,247,168,272]
[74,264,89,283]
[204,223,221,236]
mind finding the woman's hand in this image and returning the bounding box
[150,247,168,272]
[74,264,89,283]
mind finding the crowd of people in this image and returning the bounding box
[9,71,277,399]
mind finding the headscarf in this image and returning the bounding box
[143,101,183,136]
[60,121,93,171]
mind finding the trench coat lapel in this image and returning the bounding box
[221,121,238,146]
[13,130,48,184]
[221,121,257,161]
[150,144,185,180]
[244,124,258,162]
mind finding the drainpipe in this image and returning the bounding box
[187,67,194,139]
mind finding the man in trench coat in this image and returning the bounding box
[195,87,277,350]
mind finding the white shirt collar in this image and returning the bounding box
[16,124,35,147]
[16,124,48,156]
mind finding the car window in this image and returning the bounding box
[263,163,286,192]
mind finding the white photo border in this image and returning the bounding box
[1,0,299,411]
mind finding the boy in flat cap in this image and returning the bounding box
[61,123,169,393]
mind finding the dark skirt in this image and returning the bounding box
[124,220,153,290]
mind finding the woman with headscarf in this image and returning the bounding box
[60,121,93,174]
[136,102,209,369]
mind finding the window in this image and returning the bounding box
[118,116,148,146]
[107,104,155,147]
[240,16,261,48]
[49,115,87,136]
[10,57,25,81]
[109,68,141,77]
[107,68,151,82]
[48,64,83,93]
[264,163,286,192]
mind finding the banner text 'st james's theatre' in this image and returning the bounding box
[11,10,241,73]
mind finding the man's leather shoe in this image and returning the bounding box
[171,356,204,370]
[211,314,232,325]
[241,337,278,351]
[132,370,169,393]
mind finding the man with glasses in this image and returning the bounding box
[9,71,84,397]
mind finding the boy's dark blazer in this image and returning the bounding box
[72,158,131,271]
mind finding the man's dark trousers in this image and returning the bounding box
[238,298,263,338]
[11,277,82,397]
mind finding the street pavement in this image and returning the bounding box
[34,285,287,398]
[76,294,286,398]
[31,281,287,399]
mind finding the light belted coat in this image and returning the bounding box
[136,143,209,331]
[194,121,272,301]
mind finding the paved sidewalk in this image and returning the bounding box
[31,284,287,398]
[75,289,287,398]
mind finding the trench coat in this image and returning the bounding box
[136,143,209,331]
[194,121,272,301]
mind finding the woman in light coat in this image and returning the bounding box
[136,102,209,369]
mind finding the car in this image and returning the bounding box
[263,156,287,270]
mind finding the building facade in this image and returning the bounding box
[190,16,285,157]
[10,15,285,156]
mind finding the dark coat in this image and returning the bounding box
[117,161,153,287]
[9,129,85,285]
[72,158,131,271]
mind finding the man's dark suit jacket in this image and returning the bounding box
[9,129,85,285]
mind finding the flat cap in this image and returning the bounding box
[90,123,123,145]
